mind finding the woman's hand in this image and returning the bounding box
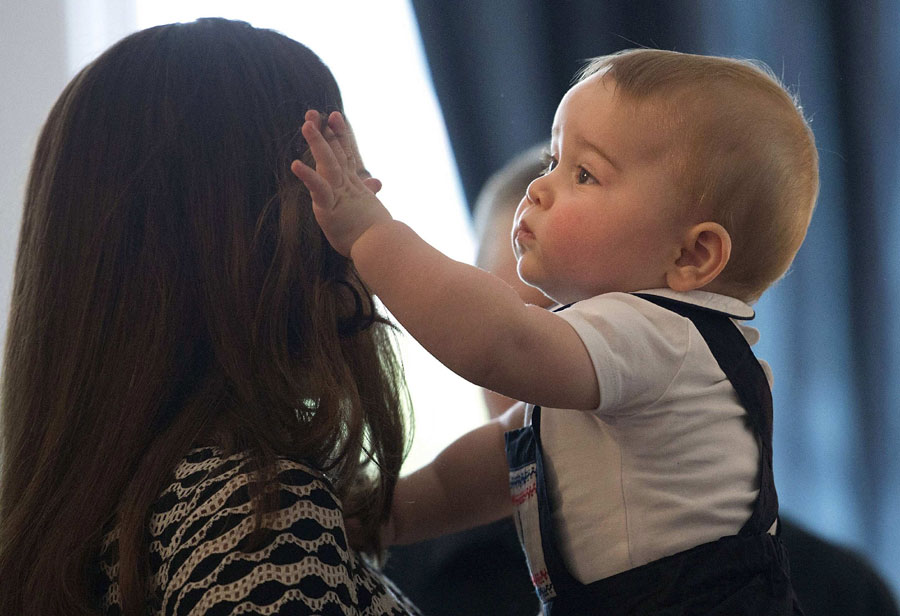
[290,110,392,257]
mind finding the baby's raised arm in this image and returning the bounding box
[292,111,599,411]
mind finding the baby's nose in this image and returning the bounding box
[525,176,548,208]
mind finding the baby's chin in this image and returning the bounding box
[531,285,590,307]
[545,283,644,305]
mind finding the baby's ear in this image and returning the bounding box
[666,222,732,292]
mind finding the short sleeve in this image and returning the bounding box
[555,293,690,415]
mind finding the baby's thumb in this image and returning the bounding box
[362,176,383,195]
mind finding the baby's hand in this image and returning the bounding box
[290,110,392,257]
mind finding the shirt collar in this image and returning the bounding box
[632,288,756,320]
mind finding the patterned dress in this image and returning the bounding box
[97,447,420,615]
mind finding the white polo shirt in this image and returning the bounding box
[528,289,768,584]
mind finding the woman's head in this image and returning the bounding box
[1,18,407,615]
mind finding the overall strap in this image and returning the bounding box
[633,293,778,536]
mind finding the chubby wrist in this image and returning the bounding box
[349,219,412,264]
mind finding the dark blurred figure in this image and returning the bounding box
[386,518,899,616]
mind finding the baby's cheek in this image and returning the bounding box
[546,210,595,250]
[545,226,595,274]
[547,208,583,236]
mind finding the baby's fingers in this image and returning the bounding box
[318,114,352,169]
[327,112,362,172]
[290,159,335,210]
[300,119,342,180]
[300,112,355,189]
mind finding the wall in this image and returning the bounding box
[0,0,69,356]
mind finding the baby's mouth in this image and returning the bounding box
[515,220,535,242]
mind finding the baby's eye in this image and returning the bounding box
[577,167,597,184]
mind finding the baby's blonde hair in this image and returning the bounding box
[580,49,819,302]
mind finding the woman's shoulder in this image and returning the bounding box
[100,446,419,615]
[158,445,339,523]
[148,445,343,563]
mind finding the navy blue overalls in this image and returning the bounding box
[505,294,804,615]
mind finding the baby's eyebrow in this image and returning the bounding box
[576,136,621,172]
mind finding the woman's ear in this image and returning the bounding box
[666,222,732,292]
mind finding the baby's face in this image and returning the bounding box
[511,75,687,304]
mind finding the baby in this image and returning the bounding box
[293,49,817,615]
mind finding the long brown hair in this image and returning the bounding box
[0,18,408,615]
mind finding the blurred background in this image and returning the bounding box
[2,0,898,598]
